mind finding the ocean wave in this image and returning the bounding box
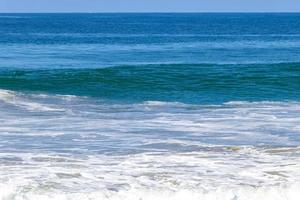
[0,62,299,104]
[0,88,299,146]
[0,89,66,112]
[1,13,300,200]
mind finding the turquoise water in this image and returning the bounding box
[0,63,299,104]
[0,13,300,200]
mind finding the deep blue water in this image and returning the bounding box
[0,13,300,104]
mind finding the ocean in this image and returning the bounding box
[0,13,300,200]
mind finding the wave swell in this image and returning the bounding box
[0,62,299,104]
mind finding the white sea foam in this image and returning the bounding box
[0,89,66,112]
[0,148,300,200]
[0,92,300,199]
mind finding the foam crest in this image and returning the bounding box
[0,89,65,112]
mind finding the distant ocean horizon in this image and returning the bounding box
[0,13,300,200]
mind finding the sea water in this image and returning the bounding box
[0,13,300,200]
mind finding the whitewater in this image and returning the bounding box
[0,89,300,199]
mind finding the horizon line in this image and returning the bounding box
[0,11,300,14]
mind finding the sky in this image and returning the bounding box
[0,0,300,13]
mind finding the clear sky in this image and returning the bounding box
[0,0,300,13]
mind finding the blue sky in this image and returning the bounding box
[0,0,300,13]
